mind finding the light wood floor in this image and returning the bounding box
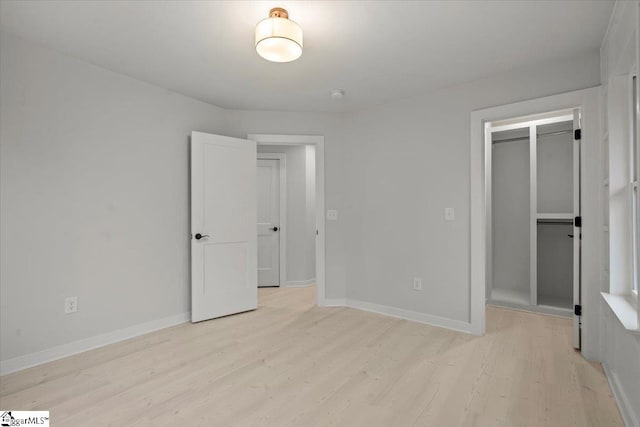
[0,286,623,426]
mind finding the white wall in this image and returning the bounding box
[537,130,574,214]
[257,144,316,284]
[0,34,228,363]
[600,1,640,426]
[226,50,600,318]
[537,223,573,305]
[0,31,604,369]
[336,51,601,323]
[491,138,530,296]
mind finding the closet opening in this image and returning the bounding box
[485,108,582,348]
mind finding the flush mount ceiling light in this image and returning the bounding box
[330,89,345,100]
[255,7,303,63]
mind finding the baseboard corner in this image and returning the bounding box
[344,298,474,335]
[318,298,346,307]
[283,278,316,288]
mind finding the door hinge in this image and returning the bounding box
[574,304,582,316]
[574,129,582,140]
[574,216,582,227]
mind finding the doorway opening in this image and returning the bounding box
[250,134,325,307]
[256,152,287,288]
[485,108,582,349]
[470,88,601,358]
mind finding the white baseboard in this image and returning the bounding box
[344,298,474,334]
[1,312,191,376]
[283,278,316,288]
[604,363,639,427]
[318,298,347,307]
[487,300,572,319]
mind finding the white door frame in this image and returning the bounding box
[470,88,602,361]
[257,153,287,286]
[249,134,326,305]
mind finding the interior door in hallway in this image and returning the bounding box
[257,158,280,287]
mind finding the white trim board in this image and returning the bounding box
[0,312,190,376]
[283,278,316,287]
[320,298,347,307]
[249,134,327,307]
[487,301,572,319]
[603,364,639,427]
[344,299,474,334]
[601,292,640,333]
[315,298,473,332]
[257,152,287,287]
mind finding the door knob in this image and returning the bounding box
[194,233,210,240]
[270,226,279,232]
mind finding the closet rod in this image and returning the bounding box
[536,219,573,224]
[492,129,573,145]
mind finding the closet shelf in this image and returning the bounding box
[536,213,573,220]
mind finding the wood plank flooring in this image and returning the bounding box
[0,286,623,426]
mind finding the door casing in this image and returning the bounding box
[249,134,328,306]
[470,87,602,361]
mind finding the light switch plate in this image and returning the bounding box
[445,208,455,221]
[64,296,78,314]
[327,210,338,220]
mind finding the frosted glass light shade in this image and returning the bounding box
[255,14,303,63]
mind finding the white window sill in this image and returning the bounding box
[601,292,640,333]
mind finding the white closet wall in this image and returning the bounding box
[537,223,574,308]
[537,126,574,214]
[491,131,530,304]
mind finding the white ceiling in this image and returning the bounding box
[0,0,614,113]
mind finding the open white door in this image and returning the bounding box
[191,131,257,322]
[572,109,582,349]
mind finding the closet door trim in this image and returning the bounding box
[530,125,538,306]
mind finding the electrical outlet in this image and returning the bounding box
[413,277,422,291]
[64,296,78,314]
[326,210,338,220]
[445,207,455,221]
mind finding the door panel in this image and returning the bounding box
[257,159,280,287]
[191,131,257,323]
